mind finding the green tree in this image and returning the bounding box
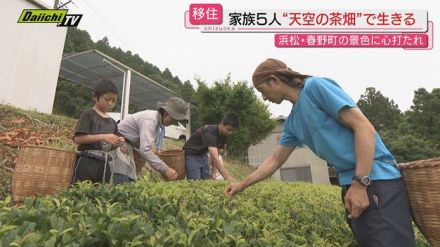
[376,88,440,162]
[162,68,174,82]
[52,80,93,118]
[181,80,195,101]
[406,88,440,146]
[143,61,162,76]
[95,36,111,54]
[193,75,276,158]
[63,28,95,54]
[357,87,402,132]
[381,130,440,162]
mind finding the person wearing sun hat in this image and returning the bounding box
[115,97,189,183]
[225,58,416,247]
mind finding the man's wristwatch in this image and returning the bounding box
[352,175,371,186]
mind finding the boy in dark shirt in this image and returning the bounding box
[72,79,124,184]
[183,112,239,181]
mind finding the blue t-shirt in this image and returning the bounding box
[279,76,401,185]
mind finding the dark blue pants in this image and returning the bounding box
[185,153,211,180]
[113,173,135,184]
[342,178,416,247]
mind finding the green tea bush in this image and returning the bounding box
[0,179,430,246]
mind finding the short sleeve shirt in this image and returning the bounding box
[183,125,225,155]
[74,109,118,151]
[279,77,401,185]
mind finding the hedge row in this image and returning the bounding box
[0,179,429,246]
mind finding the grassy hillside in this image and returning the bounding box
[0,104,77,199]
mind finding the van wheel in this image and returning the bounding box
[178,135,186,142]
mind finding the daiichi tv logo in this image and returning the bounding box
[18,9,82,27]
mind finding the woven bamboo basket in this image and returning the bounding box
[398,157,440,246]
[12,145,76,203]
[156,149,185,180]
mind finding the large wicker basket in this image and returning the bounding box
[12,145,76,203]
[398,157,440,246]
[156,149,185,180]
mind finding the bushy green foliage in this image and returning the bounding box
[358,87,440,162]
[357,87,403,132]
[406,88,440,148]
[381,129,440,162]
[52,80,94,119]
[0,180,352,246]
[0,180,430,246]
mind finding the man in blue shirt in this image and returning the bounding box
[224,58,415,247]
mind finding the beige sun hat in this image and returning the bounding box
[157,97,189,123]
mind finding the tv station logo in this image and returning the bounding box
[18,9,83,27]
